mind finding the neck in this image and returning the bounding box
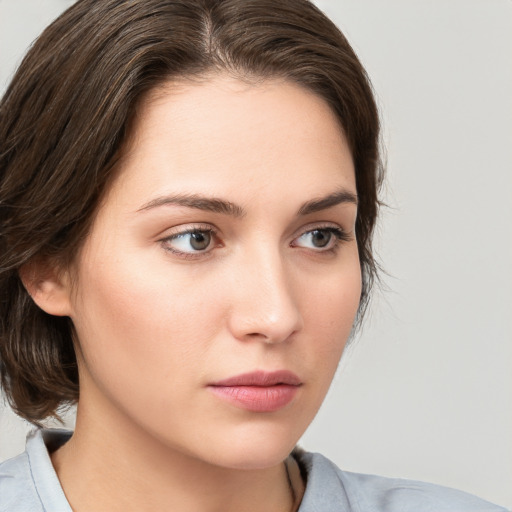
[50,401,302,512]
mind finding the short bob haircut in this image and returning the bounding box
[0,0,383,424]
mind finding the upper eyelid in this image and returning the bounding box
[159,223,218,243]
[292,226,350,246]
[291,221,348,238]
[159,222,218,237]
[159,221,348,239]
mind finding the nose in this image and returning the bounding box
[226,248,303,344]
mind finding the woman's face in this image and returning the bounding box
[66,75,361,469]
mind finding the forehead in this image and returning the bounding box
[108,74,355,210]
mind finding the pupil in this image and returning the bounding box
[312,230,330,248]
[190,231,210,250]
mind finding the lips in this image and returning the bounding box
[208,370,302,413]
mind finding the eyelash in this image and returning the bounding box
[160,223,351,260]
[291,226,351,253]
[160,224,220,260]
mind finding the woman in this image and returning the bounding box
[0,1,507,511]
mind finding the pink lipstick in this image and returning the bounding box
[208,370,302,412]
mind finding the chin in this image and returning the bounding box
[209,448,294,471]
[197,421,304,471]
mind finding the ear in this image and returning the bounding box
[19,258,74,317]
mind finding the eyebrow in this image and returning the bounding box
[297,189,358,215]
[137,194,246,217]
[137,188,357,217]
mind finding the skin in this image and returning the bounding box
[31,75,361,512]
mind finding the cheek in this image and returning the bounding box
[69,248,224,387]
[303,252,361,329]
[300,257,361,374]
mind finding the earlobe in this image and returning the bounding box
[19,259,74,317]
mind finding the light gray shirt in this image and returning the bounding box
[0,429,507,512]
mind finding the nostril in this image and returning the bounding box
[246,332,273,343]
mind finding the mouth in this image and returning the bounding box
[207,370,302,413]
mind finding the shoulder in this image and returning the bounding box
[0,450,42,512]
[296,450,509,512]
[0,429,72,512]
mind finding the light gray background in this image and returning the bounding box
[1,0,511,508]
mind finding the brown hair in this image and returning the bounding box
[0,0,383,423]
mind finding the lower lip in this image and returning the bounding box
[208,385,300,412]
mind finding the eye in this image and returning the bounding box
[292,227,348,251]
[161,228,216,255]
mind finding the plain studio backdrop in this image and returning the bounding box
[1,0,511,508]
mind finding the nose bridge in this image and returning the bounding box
[227,242,303,343]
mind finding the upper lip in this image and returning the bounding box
[210,370,302,387]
